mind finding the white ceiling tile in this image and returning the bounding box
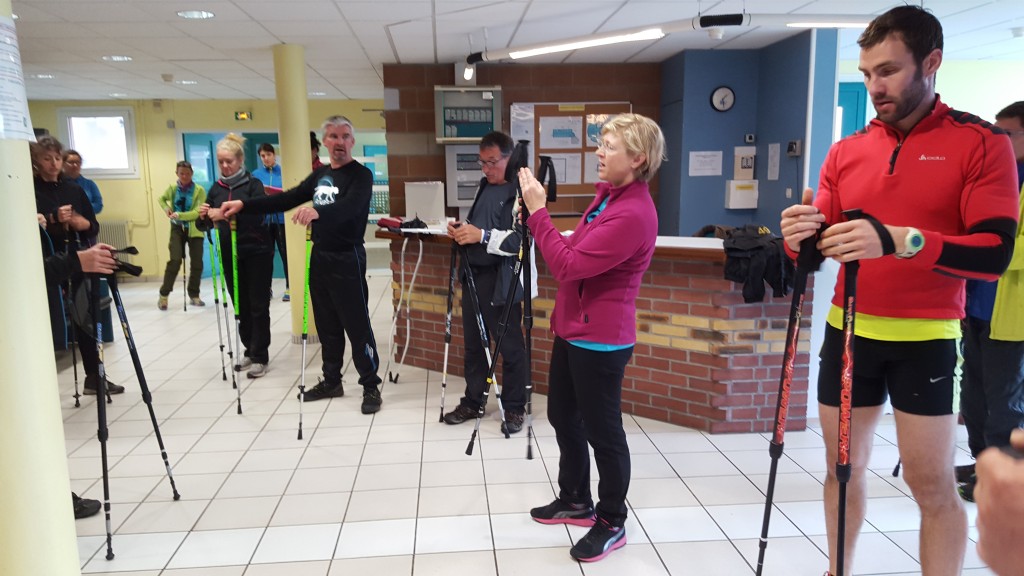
[338,2,433,21]
[240,2,344,22]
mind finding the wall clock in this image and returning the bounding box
[711,86,735,112]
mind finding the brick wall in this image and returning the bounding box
[385,234,813,434]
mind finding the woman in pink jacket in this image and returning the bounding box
[519,113,665,563]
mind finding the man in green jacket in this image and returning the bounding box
[157,161,207,309]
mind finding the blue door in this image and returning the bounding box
[838,83,868,138]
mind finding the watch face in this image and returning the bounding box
[711,86,735,112]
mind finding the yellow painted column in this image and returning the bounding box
[0,3,82,573]
[272,43,318,342]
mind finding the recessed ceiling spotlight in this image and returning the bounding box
[12,14,18,19]
[1012,27,1024,39]
[177,10,215,20]
[175,80,199,85]
[30,74,55,79]
[102,55,133,62]
[308,91,327,96]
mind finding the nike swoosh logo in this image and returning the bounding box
[929,376,947,383]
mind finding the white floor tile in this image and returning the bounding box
[81,531,187,573]
[656,540,752,575]
[251,523,341,564]
[166,528,264,569]
[413,550,496,576]
[418,484,488,517]
[334,519,416,558]
[704,503,802,540]
[271,492,350,526]
[494,546,583,576]
[633,506,726,542]
[734,535,829,576]
[491,512,573,550]
[683,474,765,506]
[327,555,412,575]
[415,514,493,554]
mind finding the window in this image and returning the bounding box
[56,107,139,179]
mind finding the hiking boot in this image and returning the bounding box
[443,404,478,425]
[569,516,626,562]
[958,475,977,502]
[237,356,253,371]
[501,410,525,435]
[530,498,596,527]
[84,374,124,395]
[302,379,343,401]
[247,363,267,378]
[361,386,383,414]
[282,290,290,302]
[72,492,101,519]
[189,297,206,306]
[955,463,976,484]
[157,295,168,310]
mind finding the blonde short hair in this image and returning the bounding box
[217,132,246,160]
[600,114,666,182]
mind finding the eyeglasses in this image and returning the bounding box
[64,159,82,165]
[476,157,506,168]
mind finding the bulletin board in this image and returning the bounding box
[510,102,632,221]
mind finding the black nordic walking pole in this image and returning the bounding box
[439,240,458,422]
[206,230,228,381]
[893,459,902,477]
[230,218,243,415]
[463,251,508,455]
[181,223,189,311]
[756,236,823,576]
[835,208,863,576]
[87,274,115,560]
[63,229,82,406]
[298,225,312,440]
[107,266,181,501]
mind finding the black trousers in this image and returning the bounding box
[221,251,273,364]
[309,245,381,388]
[160,226,204,298]
[272,223,289,289]
[961,316,1024,456]
[459,265,526,412]
[547,336,633,527]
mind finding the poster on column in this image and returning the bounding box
[0,16,36,141]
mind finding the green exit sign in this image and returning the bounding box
[235,111,252,121]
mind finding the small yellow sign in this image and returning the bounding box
[235,111,252,121]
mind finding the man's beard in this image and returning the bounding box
[876,66,928,125]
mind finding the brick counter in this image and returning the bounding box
[379,231,813,434]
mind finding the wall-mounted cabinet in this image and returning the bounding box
[435,86,502,143]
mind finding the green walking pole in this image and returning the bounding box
[230,218,243,415]
[213,229,237,390]
[206,230,228,381]
[298,225,313,440]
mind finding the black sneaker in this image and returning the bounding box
[443,404,478,425]
[361,386,382,414]
[530,498,596,527]
[501,410,525,435]
[72,492,101,519]
[955,463,976,484]
[958,475,976,502]
[83,374,125,395]
[301,379,343,402]
[569,516,626,562]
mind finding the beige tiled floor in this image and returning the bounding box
[58,272,994,575]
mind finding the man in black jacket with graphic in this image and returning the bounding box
[220,116,384,414]
[443,131,528,434]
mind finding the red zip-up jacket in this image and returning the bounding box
[527,180,658,345]
[802,96,1019,320]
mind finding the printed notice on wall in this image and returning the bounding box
[542,153,583,185]
[767,143,781,181]
[539,116,583,149]
[0,16,35,141]
[688,151,723,177]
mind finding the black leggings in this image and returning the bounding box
[547,336,633,527]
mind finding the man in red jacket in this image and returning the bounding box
[780,6,1019,575]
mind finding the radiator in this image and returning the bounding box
[96,220,132,262]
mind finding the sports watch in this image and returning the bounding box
[896,227,925,259]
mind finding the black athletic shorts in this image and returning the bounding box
[817,325,958,416]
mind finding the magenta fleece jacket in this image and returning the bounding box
[527,180,658,346]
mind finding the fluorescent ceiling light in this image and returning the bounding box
[109,92,127,97]
[102,55,133,62]
[508,28,664,59]
[177,10,215,19]
[175,80,199,85]
[308,91,326,96]
[31,74,55,79]
[787,21,868,29]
